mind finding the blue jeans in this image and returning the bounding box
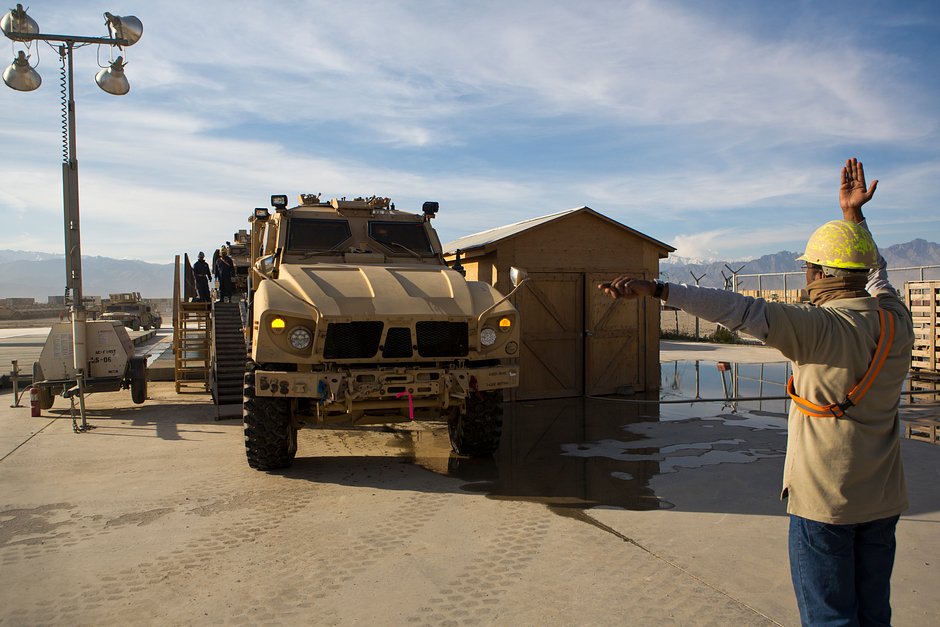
[788,514,899,626]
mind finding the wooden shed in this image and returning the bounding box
[444,207,675,401]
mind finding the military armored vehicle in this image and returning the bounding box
[225,229,251,298]
[243,194,526,470]
[100,292,162,331]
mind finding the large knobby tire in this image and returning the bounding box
[243,362,297,470]
[128,356,147,404]
[448,391,503,456]
[32,361,54,410]
[130,319,140,331]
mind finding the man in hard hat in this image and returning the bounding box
[601,158,913,625]
[193,251,212,303]
[214,247,235,303]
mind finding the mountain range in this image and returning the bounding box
[0,250,175,301]
[2,239,939,301]
[660,239,940,290]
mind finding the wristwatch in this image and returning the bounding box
[652,281,665,299]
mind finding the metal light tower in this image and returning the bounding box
[2,4,142,412]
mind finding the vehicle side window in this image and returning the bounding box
[287,219,352,252]
[369,221,433,254]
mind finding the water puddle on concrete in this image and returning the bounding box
[393,360,791,513]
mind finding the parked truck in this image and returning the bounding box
[100,292,161,331]
[242,194,526,470]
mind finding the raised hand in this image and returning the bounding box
[840,157,878,222]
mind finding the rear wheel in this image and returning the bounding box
[243,361,297,470]
[131,319,140,331]
[448,391,503,456]
[128,356,147,404]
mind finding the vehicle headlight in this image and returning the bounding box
[480,327,497,347]
[289,327,312,350]
[269,317,287,334]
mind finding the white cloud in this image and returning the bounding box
[1,0,937,268]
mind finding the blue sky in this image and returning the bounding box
[1,0,938,264]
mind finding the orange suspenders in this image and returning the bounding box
[786,309,896,419]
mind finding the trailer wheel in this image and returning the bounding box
[448,391,503,456]
[32,362,54,410]
[129,356,147,404]
[243,361,297,470]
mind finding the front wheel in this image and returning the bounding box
[448,391,503,456]
[243,362,297,470]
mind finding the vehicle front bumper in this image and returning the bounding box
[253,364,518,410]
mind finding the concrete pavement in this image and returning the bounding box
[1,347,938,625]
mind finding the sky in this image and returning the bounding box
[1,0,938,264]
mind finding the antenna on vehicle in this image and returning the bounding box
[451,249,466,277]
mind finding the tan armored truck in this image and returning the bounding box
[243,194,526,470]
[100,292,162,331]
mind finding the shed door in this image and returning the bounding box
[585,271,645,396]
[516,272,584,400]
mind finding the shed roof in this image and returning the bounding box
[443,206,675,256]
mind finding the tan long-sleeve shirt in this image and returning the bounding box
[666,223,913,523]
[765,294,912,523]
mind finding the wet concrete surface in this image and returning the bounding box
[390,395,785,516]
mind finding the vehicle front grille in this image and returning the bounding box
[382,327,413,358]
[322,320,469,360]
[416,321,468,357]
[324,321,383,359]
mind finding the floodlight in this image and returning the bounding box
[253,208,271,221]
[95,56,129,95]
[271,195,288,210]
[2,50,41,91]
[0,4,39,39]
[104,12,143,47]
[422,201,439,218]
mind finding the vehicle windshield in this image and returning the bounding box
[368,221,433,255]
[106,304,138,312]
[287,218,351,252]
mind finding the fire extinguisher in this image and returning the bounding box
[29,386,41,417]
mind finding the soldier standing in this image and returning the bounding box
[193,251,212,302]
[214,247,235,303]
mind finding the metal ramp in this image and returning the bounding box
[210,301,247,405]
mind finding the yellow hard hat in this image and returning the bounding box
[797,220,878,270]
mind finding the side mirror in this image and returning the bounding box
[477,267,530,323]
